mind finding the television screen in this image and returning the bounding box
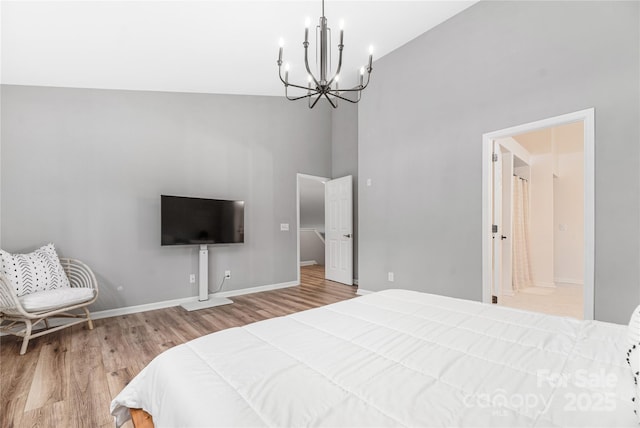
[161,195,244,245]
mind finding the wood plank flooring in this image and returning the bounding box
[0,265,357,428]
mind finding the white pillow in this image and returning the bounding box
[630,304,640,347]
[628,344,640,423]
[0,244,70,297]
[628,305,640,423]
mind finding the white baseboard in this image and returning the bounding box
[299,260,317,267]
[500,290,515,297]
[534,281,556,288]
[554,278,584,285]
[356,288,374,296]
[0,281,300,335]
[90,280,299,320]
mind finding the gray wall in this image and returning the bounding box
[332,102,359,279]
[300,231,325,265]
[299,176,325,232]
[358,1,639,323]
[1,85,332,311]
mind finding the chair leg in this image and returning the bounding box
[20,320,32,355]
[83,307,94,330]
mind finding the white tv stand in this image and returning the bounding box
[180,244,233,311]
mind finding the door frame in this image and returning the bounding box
[481,108,595,319]
[296,173,330,285]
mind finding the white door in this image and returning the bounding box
[325,175,353,285]
[492,142,503,300]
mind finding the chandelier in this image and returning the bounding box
[277,0,373,108]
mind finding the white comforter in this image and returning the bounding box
[111,290,637,427]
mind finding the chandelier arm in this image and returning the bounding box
[286,90,320,101]
[326,44,344,88]
[278,66,320,93]
[304,43,322,88]
[327,91,360,104]
[309,93,324,109]
[323,92,337,108]
[277,66,288,86]
[286,81,318,92]
[336,71,372,93]
[332,86,364,93]
[363,68,373,87]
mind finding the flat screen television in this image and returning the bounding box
[161,195,245,246]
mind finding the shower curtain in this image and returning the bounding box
[512,176,533,290]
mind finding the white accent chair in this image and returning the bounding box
[0,258,99,355]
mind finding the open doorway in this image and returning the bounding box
[297,174,328,283]
[482,109,594,320]
[296,173,354,287]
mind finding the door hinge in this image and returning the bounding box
[492,224,498,234]
[492,153,498,162]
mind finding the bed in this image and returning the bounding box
[110,289,638,427]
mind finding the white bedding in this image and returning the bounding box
[110,290,637,427]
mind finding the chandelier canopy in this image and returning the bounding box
[277,0,373,109]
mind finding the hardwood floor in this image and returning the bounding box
[0,265,357,428]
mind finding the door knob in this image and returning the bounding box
[501,235,507,240]
[343,234,352,238]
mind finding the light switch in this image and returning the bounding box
[280,223,289,231]
[366,178,372,187]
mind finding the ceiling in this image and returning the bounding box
[1,1,476,96]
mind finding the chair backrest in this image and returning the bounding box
[0,273,22,313]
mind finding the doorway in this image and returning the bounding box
[297,174,328,281]
[296,173,354,286]
[482,109,594,320]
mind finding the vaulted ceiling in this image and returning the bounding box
[1,1,476,96]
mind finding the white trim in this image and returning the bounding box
[353,279,359,286]
[90,280,298,320]
[300,260,317,266]
[356,288,374,296]
[555,278,584,286]
[296,173,329,286]
[534,281,557,288]
[482,108,595,320]
[300,228,326,244]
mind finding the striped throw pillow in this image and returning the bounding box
[0,244,70,297]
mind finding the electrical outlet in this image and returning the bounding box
[224,270,231,279]
[388,272,395,282]
[189,274,196,284]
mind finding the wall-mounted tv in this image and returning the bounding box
[161,195,245,246]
